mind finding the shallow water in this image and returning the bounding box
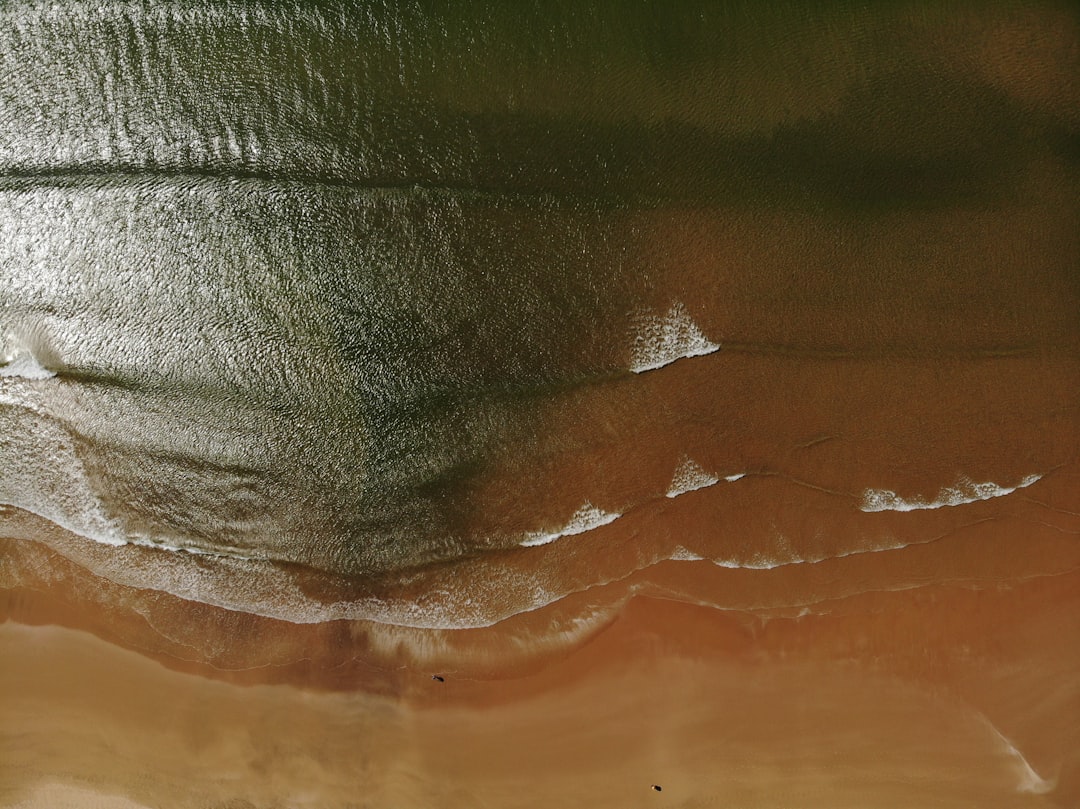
[1,1,1079,806]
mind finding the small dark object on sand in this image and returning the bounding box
[651,784,662,792]
[431,675,445,682]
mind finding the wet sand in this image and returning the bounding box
[2,566,1078,809]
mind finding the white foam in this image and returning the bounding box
[520,503,622,547]
[666,532,917,572]
[629,302,720,373]
[127,535,257,559]
[860,474,1042,512]
[670,545,705,561]
[666,457,721,498]
[1,326,56,380]
[0,389,128,547]
[666,459,749,499]
[0,350,55,380]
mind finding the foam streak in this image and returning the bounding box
[860,474,1042,512]
[520,503,622,547]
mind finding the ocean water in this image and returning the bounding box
[1,2,1078,806]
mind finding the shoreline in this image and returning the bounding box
[2,565,1077,808]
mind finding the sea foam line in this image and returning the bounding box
[666,458,720,498]
[860,474,1042,513]
[522,458,744,548]
[668,534,915,571]
[980,718,1057,795]
[519,503,622,547]
[0,350,55,380]
[629,302,720,373]
[666,457,745,498]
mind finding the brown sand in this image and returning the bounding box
[1,565,1078,809]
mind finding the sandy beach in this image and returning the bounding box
[2,2,1078,806]
[2,561,1078,808]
